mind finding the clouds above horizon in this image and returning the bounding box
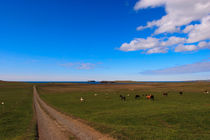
[120,36,186,54]
[61,62,101,70]
[175,41,210,52]
[119,0,210,54]
[141,61,210,75]
[135,0,210,34]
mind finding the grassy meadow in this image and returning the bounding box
[0,82,35,140]
[38,82,210,140]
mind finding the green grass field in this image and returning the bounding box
[0,82,35,140]
[38,82,210,140]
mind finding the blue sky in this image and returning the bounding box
[0,0,210,81]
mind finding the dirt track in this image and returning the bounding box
[33,86,114,140]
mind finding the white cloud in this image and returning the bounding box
[134,0,165,10]
[119,0,210,54]
[119,37,159,52]
[161,36,186,46]
[61,62,100,70]
[175,41,210,52]
[198,41,210,49]
[141,61,210,75]
[187,15,210,43]
[183,25,194,33]
[146,47,167,54]
[119,36,186,54]
[175,44,197,52]
[135,0,210,34]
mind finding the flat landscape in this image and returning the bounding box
[37,82,210,140]
[1,0,210,139]
[0,82,35,140]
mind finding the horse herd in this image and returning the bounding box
[119,90,209,101]
[80,90,209,102]
[120,94,155,101]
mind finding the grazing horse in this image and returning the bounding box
[135,95,140,99]
[146,94,154,100]
[204,90,209,94]
[163,92,168,96]
[150,95,154,100]
[80,97,84,102]
[120,95,126,101]
[179,91,183,95]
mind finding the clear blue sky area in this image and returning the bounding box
[0,0,209,81]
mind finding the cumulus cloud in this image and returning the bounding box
[61,62,100,70]
[187,15,210,43]
[175,41,210,52]
[119,36,186,53]
[141,61,210,75]
[146,47,167,54]
[175,44,197,52]
[119,37,159,52]
[135,0,210,34]
[119,0,210,54]
[161,36,186,46]
[198,41,210,48]
[183,25,194,33]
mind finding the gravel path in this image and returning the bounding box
[34,87,69,140]
[34,86,114,140]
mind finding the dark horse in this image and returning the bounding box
[162,92,168,96]
[120,95,126,101]
[150,95,154,100]
[135,95,140,99]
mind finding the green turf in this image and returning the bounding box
[0,82,35,140]
[38,82,210,140]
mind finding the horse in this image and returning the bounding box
[204,90,209,94]
[162,92,168,96]
[120,95,126,101]
[135,95,140,99]
[146,94,154,100]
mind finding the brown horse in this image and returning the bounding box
[163,92,168,96]
[146,94,154,100]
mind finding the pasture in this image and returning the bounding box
[38,82,210,140]
[0,82,35,140]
